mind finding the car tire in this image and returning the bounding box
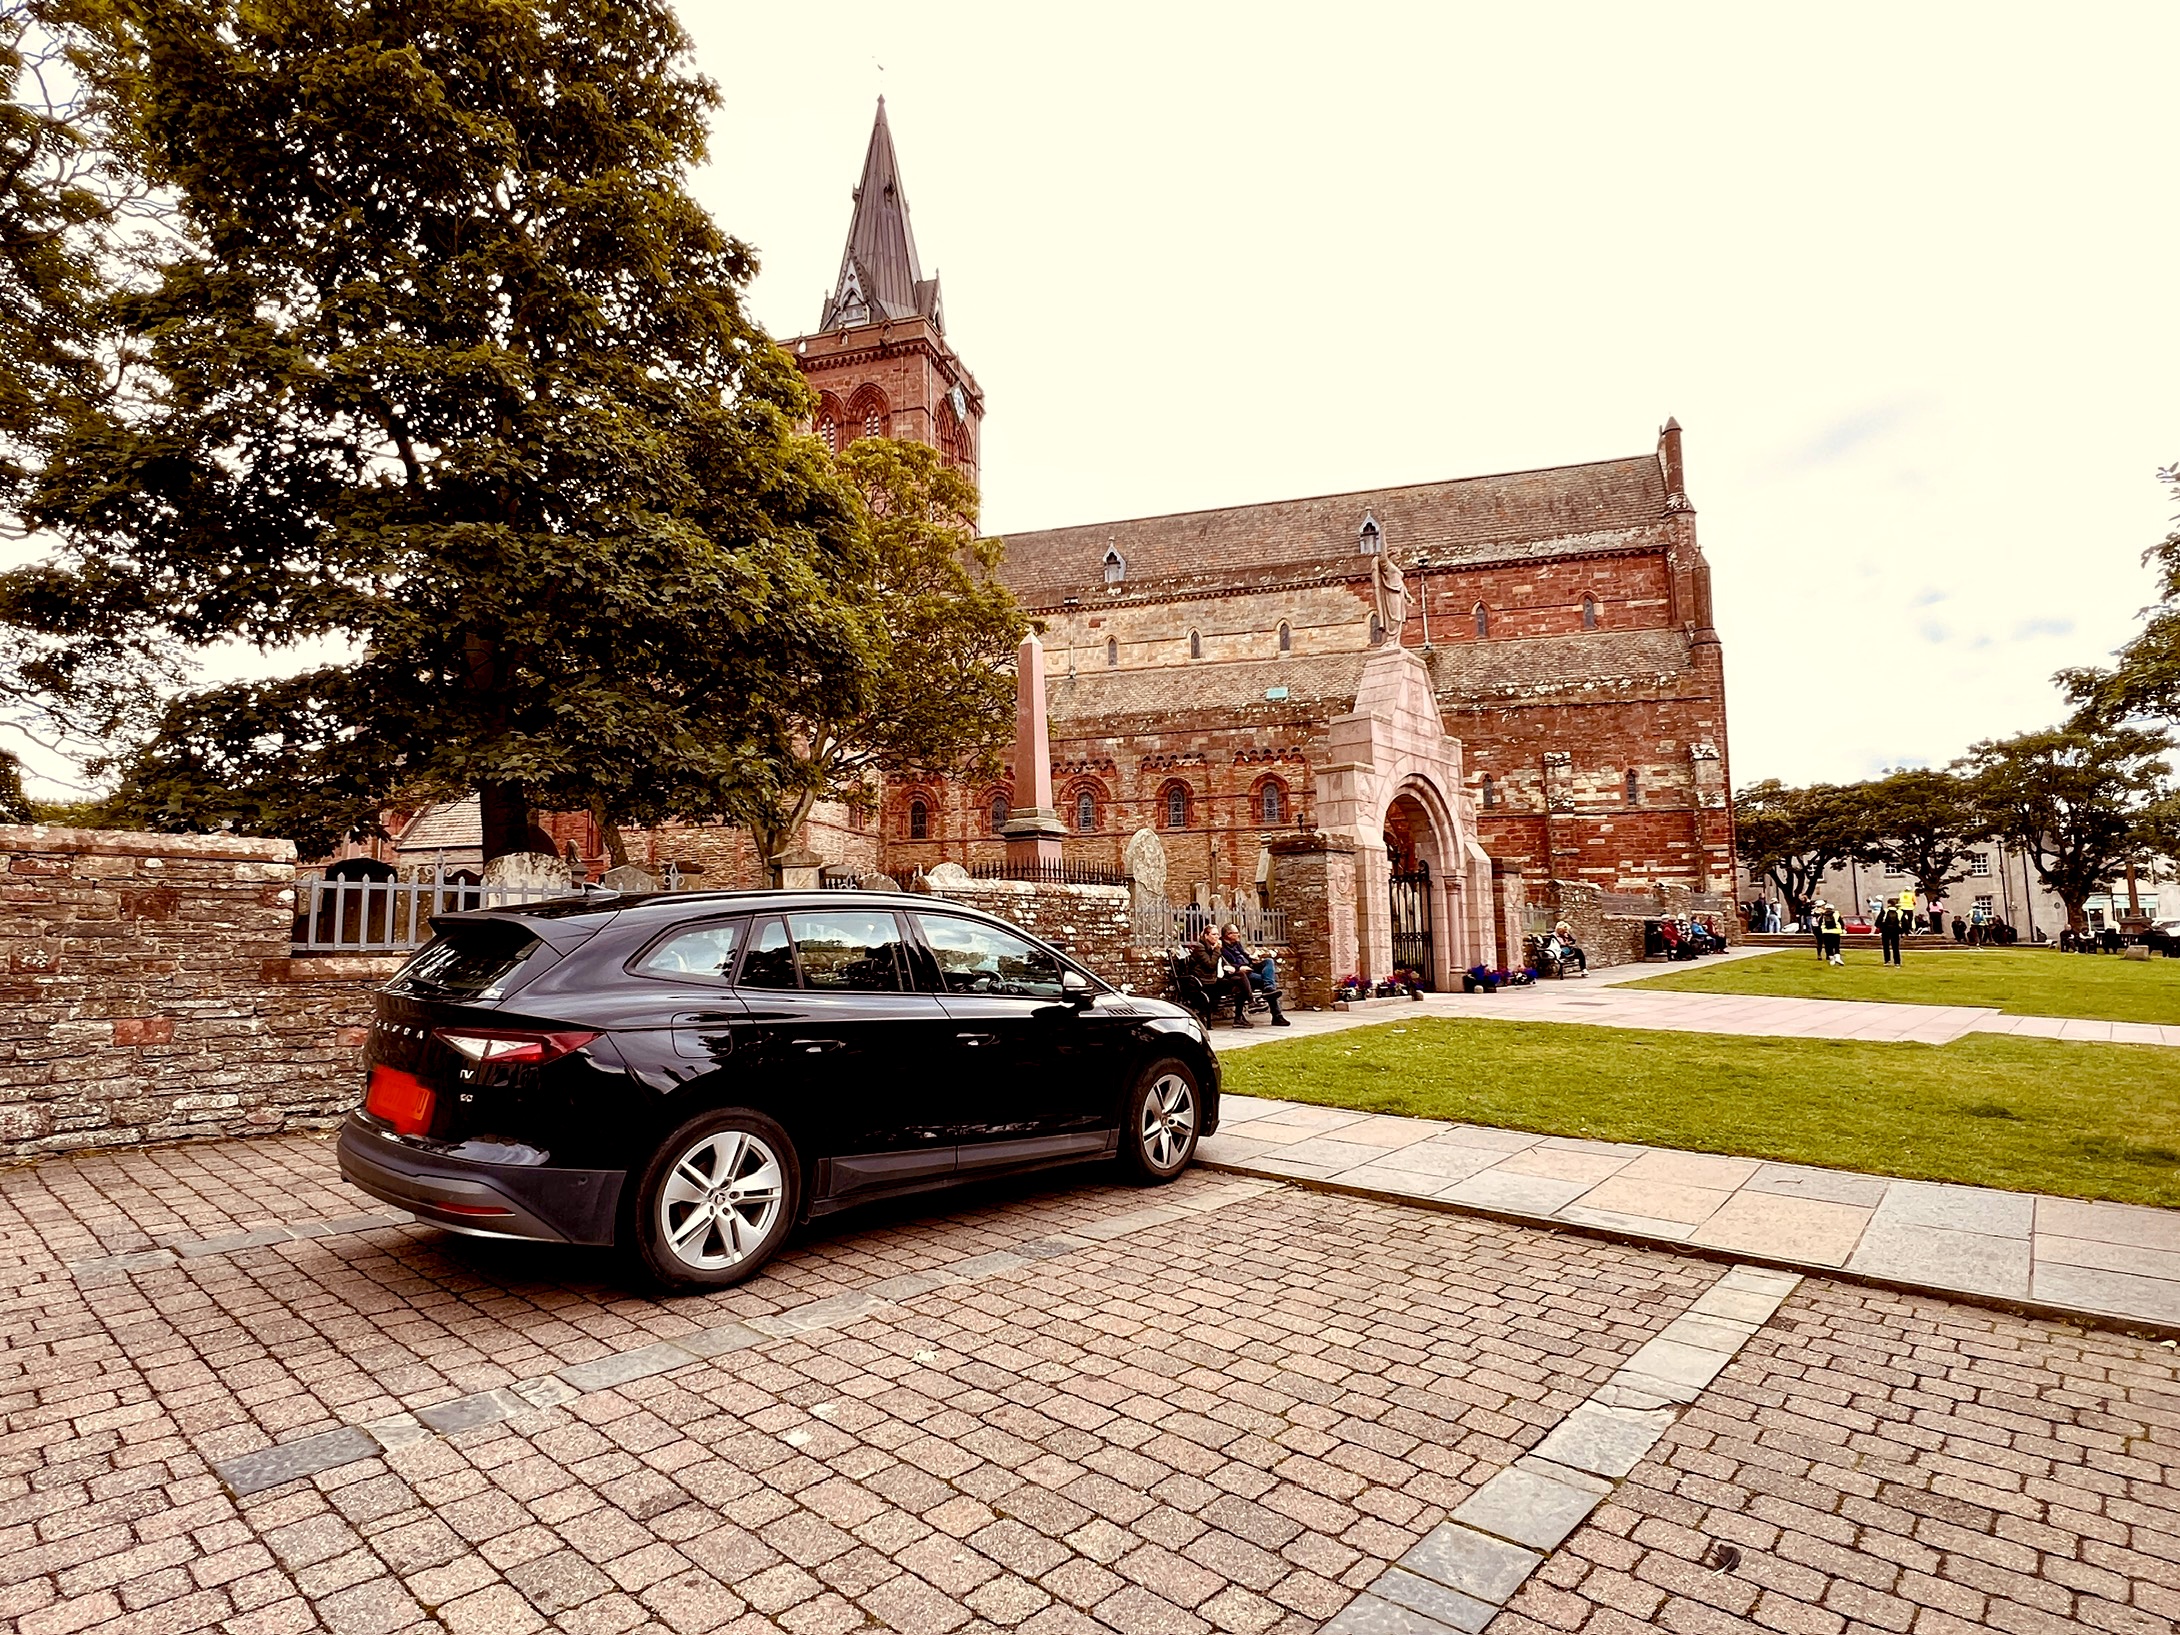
[1118,1057,1201,1185]
[627,1108,800,1292]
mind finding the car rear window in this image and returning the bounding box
[394,922,545,998]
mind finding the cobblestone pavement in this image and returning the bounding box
[3,1132,2177,1634]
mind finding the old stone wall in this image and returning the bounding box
[0,828,390,1157]
[920,879,1169,995]
[1540,879,1734,971]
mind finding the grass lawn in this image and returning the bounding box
[1219,1016,2180,1207]
[1621,947,2180,1026]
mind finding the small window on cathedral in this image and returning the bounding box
[908,798,929,840]
[1474,603,1489,638]
[1359,513,1382,555]
[1163,784,1188,829]
[1103,549,1125,585]
[1369,614,1384,646]
[818,412,838,452]
[1481,774,1498,808]
[989,793,1009,834]
[864,403,883,439]
[1074,791,1097,832]
[1582,595,1598,630]
[1188,629,1202,660]
[1106,636,1118,667]
[1277,621,1291,653]
[1259,782,1286,825]
[1624,769,1640,805]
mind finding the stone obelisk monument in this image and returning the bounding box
[1001,633,1068,871]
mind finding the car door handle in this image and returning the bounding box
[792,1038,846,1055]
[955,1032,999,1047]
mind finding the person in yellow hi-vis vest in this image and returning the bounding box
[1817,901,1845,966]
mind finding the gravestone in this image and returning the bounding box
[1125,828,1167,907]
[481,851,571,890]
[864,872,901,893]
[600,864,660,894]
[924,862,971,888]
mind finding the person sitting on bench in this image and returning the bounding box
[1219,924,1290,1026]
[1187,927,1255,1026]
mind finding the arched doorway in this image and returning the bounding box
[1383,786,1452,988]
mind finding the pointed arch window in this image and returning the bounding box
[989,793,1009,834]
[1359,513,1382,555]
[1481,774,1498,809]
[1624,769,1640,805]
[1074,790,1098,833]
[817,411,838,452]
[1103,549,1125,585]
[1474,602,1489,638]
[908,798,929,840]
[864,403,883,438]
[1582,595,1599,630]
[1277,621,1291,653]
[1105,636,1118,667]
[1259,781,1287,825]
[1188,629,1202,660]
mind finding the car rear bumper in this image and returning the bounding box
[337,1116,624,1246]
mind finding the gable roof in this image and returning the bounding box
[820,99,943,332]
[993,454,1671,608]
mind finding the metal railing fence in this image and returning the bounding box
[1131,895,1290,948]
[293,873,579,953]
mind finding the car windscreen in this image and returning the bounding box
[393,922,546,999]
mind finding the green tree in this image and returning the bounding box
[2060,464,2180,727]
[1959,723,2171,931]
[728,438,1027,882]
[1852,767,1992,903]
[31,0,868,859]
[0,2,176,797]
[1732,780,1869,920]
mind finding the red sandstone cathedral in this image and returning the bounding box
[792,103,1737,908]
[370,101,1736,960]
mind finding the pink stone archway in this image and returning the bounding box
[1310,647,1498,987]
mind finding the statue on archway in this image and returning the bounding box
[1370,551,1406,642]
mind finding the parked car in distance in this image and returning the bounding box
[339,891,1220,1289]
[2146,918,2180,957]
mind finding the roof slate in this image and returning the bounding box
[1044,627,1696,731]
[819,99,942,332]
[994,455,1669,607]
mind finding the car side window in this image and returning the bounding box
[634,920,744,982]
[914,913,1066,998]
[786,911,907,993]
[737,917,798,989]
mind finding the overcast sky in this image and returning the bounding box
[684,0,2178,789]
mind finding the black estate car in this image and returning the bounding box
[338,891,1220,1289]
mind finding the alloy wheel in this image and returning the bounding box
[656,1129,784,1272]
[1140,1073,1197,1170]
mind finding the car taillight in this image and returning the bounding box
[431,1027,600,1065]
[365,1065,435,1135]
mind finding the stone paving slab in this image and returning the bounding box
[4,1129,2179,1634]
[1202,1092,2180,1333]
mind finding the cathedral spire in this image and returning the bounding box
[821,98,943,332]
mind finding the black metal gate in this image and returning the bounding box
[1390,861,1434,985]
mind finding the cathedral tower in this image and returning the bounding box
[787,100,983,483]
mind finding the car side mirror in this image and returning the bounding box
[1060,968,1094,1004]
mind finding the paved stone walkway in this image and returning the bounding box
[4,1133,2178,1635]
[1211,952,2180,1050]
[1200,1094,2180,1333]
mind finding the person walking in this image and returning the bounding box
[1878,898,1904,966]
[1818,900,1845,966]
